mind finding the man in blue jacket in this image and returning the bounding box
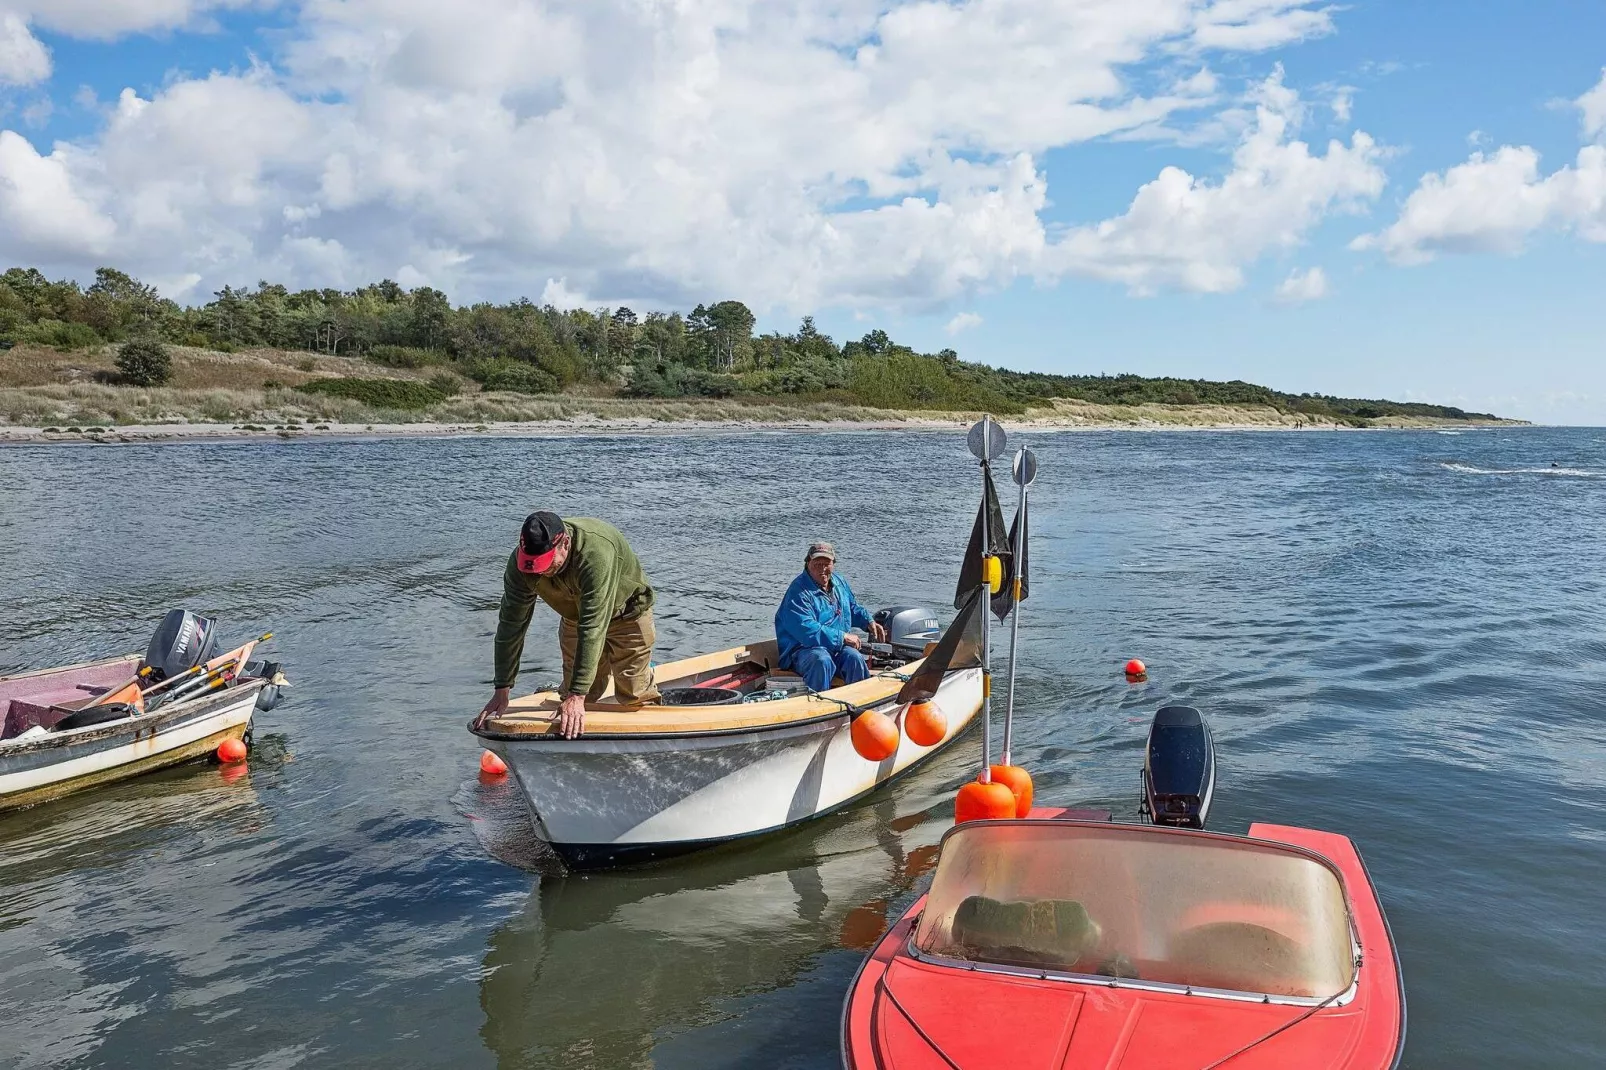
[775,541,888,692]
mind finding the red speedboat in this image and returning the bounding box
[841,806,1405,1070]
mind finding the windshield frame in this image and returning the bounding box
[904,820,1363,1008]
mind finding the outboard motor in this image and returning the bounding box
[872,606,942,660]
[140,609,219,683]
[242,658,288,712]
[1141,705,1216,829]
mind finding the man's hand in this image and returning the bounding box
[556,693,586,739]
[474,687,511,731]
[843,632,863,651]
[869,621,889,644]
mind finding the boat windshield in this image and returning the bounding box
[912,823,1355,999]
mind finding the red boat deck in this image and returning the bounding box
[842,819,1404,1070]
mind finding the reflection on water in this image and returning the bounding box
[468,773,942,1069]
[3,428,1606,1068]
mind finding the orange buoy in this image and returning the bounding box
[989,764,1034,817]
[955,777,1017,823]
[904,701,947,748]
[1124,658,1148,680]
[216,737,247,764]
[851,710,900,762]
[479,749,508,776]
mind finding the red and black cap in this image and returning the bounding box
[516,511,566,574]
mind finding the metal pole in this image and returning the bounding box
[1002,458,1026,765]
[978,416,993,784]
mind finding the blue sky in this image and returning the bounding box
[2,1,1604,422]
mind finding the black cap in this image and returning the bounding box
[521,511,565,555]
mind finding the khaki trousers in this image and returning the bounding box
[558,610,661,706]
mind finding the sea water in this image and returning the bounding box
[1,426,1603,1068]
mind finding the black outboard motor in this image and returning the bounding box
[242,659,288,712]
[140,609,220,683]
[1141,705,1216,829]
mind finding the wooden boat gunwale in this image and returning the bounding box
[475,639,934,741]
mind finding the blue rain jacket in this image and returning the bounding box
[775,571,873,665]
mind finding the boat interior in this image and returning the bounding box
[0,658,139,740]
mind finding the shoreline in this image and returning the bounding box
[0,410,1528,446]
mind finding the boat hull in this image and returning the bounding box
[0,682,263,812]
[487,667,982,868]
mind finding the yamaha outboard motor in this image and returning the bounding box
[140,609,220,683]
[872,606,942,660]
[1141,705,1216,829]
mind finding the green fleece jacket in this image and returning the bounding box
[492,518,655,695]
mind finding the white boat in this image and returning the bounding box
[0,611,285,812]
[472,638,983,867]
[0,655,267,811]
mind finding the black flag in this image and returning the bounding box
[900,585,986,704]
[954,465,1011,610]
[991,497,1029,621]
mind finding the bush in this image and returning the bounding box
[462,358,557,395]
[365,345,444,369]
[23,319,105,351]
[296,377,448,410]
[627,363,739,399]
[115,338,173,386]
[426,372,462,397]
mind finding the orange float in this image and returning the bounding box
[216,737,247,764]
[851,710,900,762]
[988,763,1034,817]
[903,701,947,748]
[954,777,1017,823]
[480,750,509,776]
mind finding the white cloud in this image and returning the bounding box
[0,131,115,256]
[9,0,268,40]
[1578,68,1606,143]
[1273,265,1327,304]
[540,276,587,307]
[0,13,50,85]
[1331,89,1352,122]
[1356,71,1606,264]
[1354,145,1606,264]
[0,0,1362,310]
[1050,69,1385,294]
[944,311,982,334]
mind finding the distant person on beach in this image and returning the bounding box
[476,511,660,738]
[774,541,887,692]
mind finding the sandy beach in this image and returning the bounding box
[0,400,1524,446]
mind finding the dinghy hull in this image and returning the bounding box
[482,666,982,868]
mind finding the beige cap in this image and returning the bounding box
[806,541,836,562]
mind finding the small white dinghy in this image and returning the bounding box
[471,629,984,868]
[0,611,286,812]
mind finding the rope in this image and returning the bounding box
[1196,986,1349,1070]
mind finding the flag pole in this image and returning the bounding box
[1002,447,1034,764]
[977,414,994,784]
